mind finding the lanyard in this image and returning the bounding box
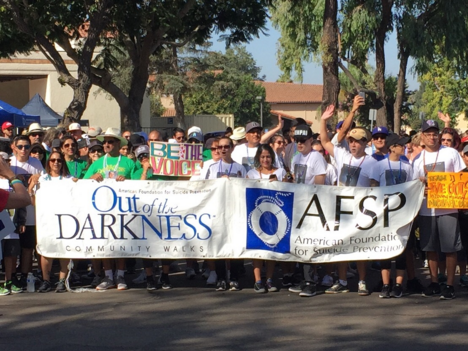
[73,160,78,178]
[345,154,366,186]
[218,160,234,177]
[387,158,402,185]
[103,155,121,174]
[423,149,440,176]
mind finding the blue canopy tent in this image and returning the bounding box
[0,99,40,127]
[22,93,62,127]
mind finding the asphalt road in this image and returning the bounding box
[1,260,468,351]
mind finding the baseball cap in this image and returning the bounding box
[245,122,262,133]
[336,121,356,130]
[130,134,145,147]
[421,120,439,132]
[461,136,468,144]
[385,134,410,148]
[2,122,13,130]
[372,126,389,136]
[463,144,468,155]
[68,123,82,132]
[348,127,371,141]
[88,140,103,150]
[291,118,307,127]
[51,139,61,149]
[293,125,313,140]
[188,131,203,142]
[135,145,149,158]
[187,126,202,136]
[87,126,102,138]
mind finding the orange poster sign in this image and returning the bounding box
[427,172,468,209]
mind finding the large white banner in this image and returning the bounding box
[36,179,424,262]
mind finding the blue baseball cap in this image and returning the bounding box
[372,126,389,136]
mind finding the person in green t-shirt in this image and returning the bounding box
[61,136,87,179]
[83,128,136,292]
[83,128,135,181]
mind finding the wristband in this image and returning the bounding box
[10,179,23,186]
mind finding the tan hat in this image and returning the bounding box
[230,127,246,141]
[348,127,371,142]
[68,123,82,132]
[27,122,44,135]
[96,127,128,146]
[87,126,102,138]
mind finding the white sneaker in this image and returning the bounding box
[202,269,211,279]
[186,268,196,279]
[321,275,333,287]
[132,270,147,284]
[423,259,428,268]
[207,271,217,285]
[116,275,128,290]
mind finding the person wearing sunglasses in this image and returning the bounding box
[61,136,87,179]
[29,143,46,168]
[205,137,246,292]
[27,123,45,147]
[2,121,14,141]
[83,128,135,291]
[371,126,389,161]
[269,134,286,169]
[10,135,44,290]
[28,151,73,293]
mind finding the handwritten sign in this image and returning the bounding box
[149,142,203,177]
[427,172,468,209]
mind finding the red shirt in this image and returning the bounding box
[0,189,9,211]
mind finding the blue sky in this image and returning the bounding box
[210,21,419,90]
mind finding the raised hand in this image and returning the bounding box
[321,105,335,120]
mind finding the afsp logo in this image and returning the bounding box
[246,188,293,253]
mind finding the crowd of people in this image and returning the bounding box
[0,95,467,301]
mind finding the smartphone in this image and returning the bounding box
[358,91,366,99]
[269,174,278,181]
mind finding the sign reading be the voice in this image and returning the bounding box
[150,142,203,177]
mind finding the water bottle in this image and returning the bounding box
[27,273,35,292]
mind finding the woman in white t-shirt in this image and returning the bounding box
[269,134,286,170]
[246,144,286,293]
[28,151,73,293]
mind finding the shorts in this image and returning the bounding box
[407,216,419,250]
[19,225,37,250]
[419,214,462,253]
[2,239,21,257]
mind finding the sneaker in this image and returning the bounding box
[38,280,52,293]
[230,280,241,291]
[289,281,306,293]
[406,277,424,294]
[440,285,455,300]
[5,280,22,294]
[116,275,128,290]
[358,281,369,296]
[266,279,278,292]
[299,282,316,297]
[325,282,349,294]
[254,281,266,293]
[96,277,116,290]
[132,270,147,284]
[186,268,196,280]
[18,275,27,291]
[379,284,391,298]
[146,276,157,291]
[0,285,10,296]
[422,282,441,297]
[282,274,293,287]
[321,275,333,287]
[55,279,66,293]
[423,259,428,268]
[437,273,447,285]
[460,275,468,287]
[90,275,101,288]
[159,275,173,290]
[206,271,217,286]
[69,271,81,284]
[391,284,403,298]
[216,280,227,291]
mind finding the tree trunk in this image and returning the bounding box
[374,0,394,127]
[173,92,186,130]
[62,72,92,126]
[321,0,340,111]
[393,47,409,134]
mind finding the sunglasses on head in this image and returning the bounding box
[16,145,31,150]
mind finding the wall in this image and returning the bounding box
[150,114,234,134]
[270,102,321,131]
[0,79,29,108]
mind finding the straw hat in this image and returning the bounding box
[27,123,44,135]
[96,127,128,146]
[230,127,246,141]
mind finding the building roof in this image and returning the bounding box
[270,110,313,125]
[257,81,323,104]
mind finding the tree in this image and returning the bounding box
[0,0,114,124]
[0,1,270,130]
[183,46,269,126]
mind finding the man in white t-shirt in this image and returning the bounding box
[412,120,465,300]
[320,97,378,296]
[10,135,44,289]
